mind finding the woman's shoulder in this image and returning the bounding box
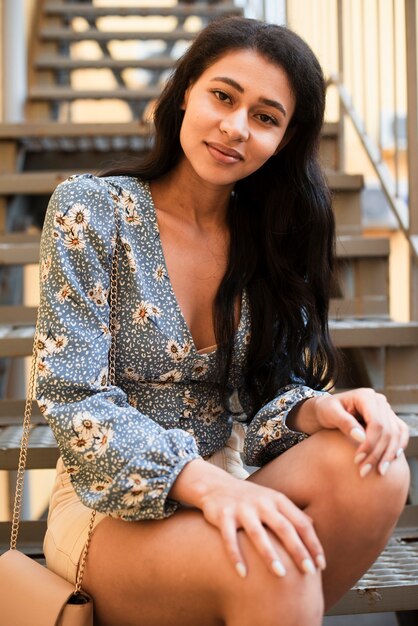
[53,172,149,201]
[50,173,152,226]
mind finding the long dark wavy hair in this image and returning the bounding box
[101,16,338,414]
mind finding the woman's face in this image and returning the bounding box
[179,49,296,189]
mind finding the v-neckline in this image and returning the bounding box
[143,180,246,357]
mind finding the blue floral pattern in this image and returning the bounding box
[35,174,326,521]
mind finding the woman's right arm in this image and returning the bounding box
[36,175,202,521]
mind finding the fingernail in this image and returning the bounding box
[302,558,316,574]
[350,427,366,443]
[396,448,404,458]
[235,562,247,578]
[272,559,286,577]
[379,461,390,476]
[354,452,367,465]
[316,554,327,570]
[360,463,373,478]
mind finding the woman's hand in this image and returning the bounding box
[199,475,325,579]
[309,389,409,477]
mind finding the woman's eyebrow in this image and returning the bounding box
[210,76,287,117]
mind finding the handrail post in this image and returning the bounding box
[336,0,345,172]
[405,0,418,320]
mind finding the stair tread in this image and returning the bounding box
[336,235,390,257]
[325,170,364,189]
[0,170,367,195]
[0,122,150,138]
[29,85,161,101]
[35,54,177,70]
[328,508,418,615]
[43,2,241,18]
[330,318,418,347]
[0,121,340,140]
[40,27,198,41]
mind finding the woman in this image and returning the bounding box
[36,16,410,626]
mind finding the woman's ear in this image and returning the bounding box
[274,125,297,155]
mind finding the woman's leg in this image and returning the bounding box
[247,428,410,611]
[82,506,323,626]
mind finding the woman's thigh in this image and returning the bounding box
[83,506,322,626]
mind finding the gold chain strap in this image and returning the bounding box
[11,198,120,597]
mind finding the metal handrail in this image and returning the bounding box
[329,75,418,262]
[328,0,418,263]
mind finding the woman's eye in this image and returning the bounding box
[212,90,232,103]
[257,113,278,126]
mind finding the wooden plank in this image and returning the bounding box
[0,121,151,138]
[0,520,46,554]
[0,306,38,325]
[0,399,41,420]
[0,242,40,264]
[0,171,88,195]
[35,55,177,71]
[43,2,241,18]
[330,297,389,319]
[336,236,390,257]
[0,326,35,357]
[330,320,418,347]
[29,85,161,101]
[326,171,364,190]
[40,27,198,42]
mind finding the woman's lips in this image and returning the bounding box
[205,142,244,164]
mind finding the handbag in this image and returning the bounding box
[0,196,121,626]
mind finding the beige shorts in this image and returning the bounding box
[43,422,249,584]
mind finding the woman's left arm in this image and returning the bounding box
[288,388,410,477]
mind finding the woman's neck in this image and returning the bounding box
[150,160,233,231]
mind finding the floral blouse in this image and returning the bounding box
[35,174,325,521]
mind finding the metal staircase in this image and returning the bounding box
[0,1,417,620]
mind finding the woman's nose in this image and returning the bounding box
[219,110,249,142]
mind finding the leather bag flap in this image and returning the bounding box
[0,549,82,626]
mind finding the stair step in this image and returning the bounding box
[43,2,241,18]
[28,85,161,102]
[0,232,41,264]
[0,306,38,325]
[1,319,417,355]
[0,399,42,425]
[0,170,367,196]
[330,319,418,347]
[0,424,58,470]
[0,326,35,358]
[0,415,415,471]
[0,122,150,139]
[0,171,88,195]
[35,54,177,71]
[336,235,389,258]
[0,520,47,555]
[0,122,337,140]
[40,27,198,42]
[325,171,364,190]
[327,505,418,615]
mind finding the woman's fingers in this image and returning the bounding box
[220,513,247,578]
[238,500,324,576]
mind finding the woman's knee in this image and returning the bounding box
[223,533,324,626]
[312,429,410,519]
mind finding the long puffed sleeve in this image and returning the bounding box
[243,384,328,466]
[35,175,201,520]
